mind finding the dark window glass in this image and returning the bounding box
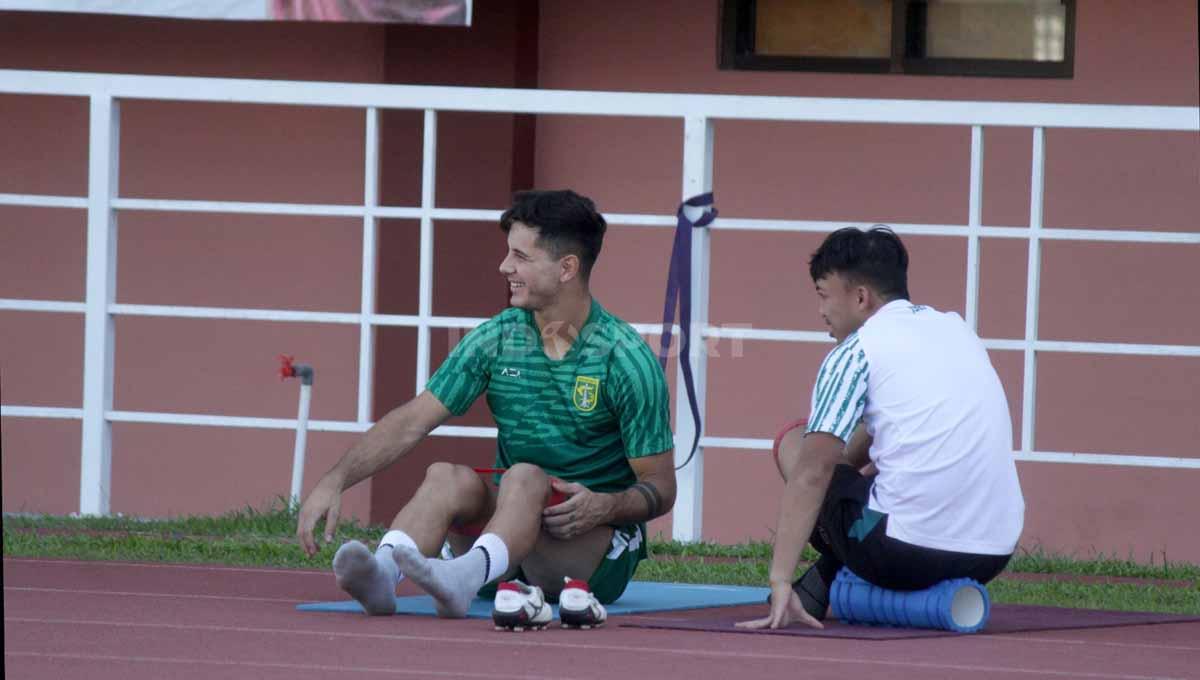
[721,0,1075,77]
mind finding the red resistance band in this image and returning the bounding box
[772,418,808,470]
[472,467,567,506]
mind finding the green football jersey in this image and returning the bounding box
[427,299,673,494]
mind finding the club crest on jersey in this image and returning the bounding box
[572,376,600,412]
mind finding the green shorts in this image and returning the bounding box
[475,523,644,605]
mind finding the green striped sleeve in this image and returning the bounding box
[806,336,868,442]
[426,319,501,416]
[610,334,673,458]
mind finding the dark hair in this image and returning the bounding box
[809,225,910,301]
[500,189,607,279]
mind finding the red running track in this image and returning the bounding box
[4,558,1198,680]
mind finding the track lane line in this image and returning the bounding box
[3,651,567,679]
[4,586,303,603]
[2,616,1182,680]
[3,557,328,576]
[984,634,1200,652]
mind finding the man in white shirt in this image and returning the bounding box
[739,226,1024,631]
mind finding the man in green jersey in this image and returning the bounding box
[296,190,676,623]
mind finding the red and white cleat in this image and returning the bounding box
[492,580,552,632]
[558,577,607,629]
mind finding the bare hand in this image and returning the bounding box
[735,582,825,631]
[541,479,612,540]
[296,476,343,557]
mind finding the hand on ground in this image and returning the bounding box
[735,582,825,630]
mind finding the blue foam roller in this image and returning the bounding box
[829,567,990,633]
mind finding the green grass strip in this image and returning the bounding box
[985,579,1200,615]
[8,505,1200,579]
[4,501,330,538]
[3,531,339,569]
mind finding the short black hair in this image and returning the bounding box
[809,226,910,301]
[500,189,607,279]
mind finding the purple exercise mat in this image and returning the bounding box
[620,604,1200,640]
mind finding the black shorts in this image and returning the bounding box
[810,464,1011,590]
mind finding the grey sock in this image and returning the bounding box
[332,540,399,615]
[391,545,486,619]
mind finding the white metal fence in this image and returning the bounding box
[1,69,1198,540]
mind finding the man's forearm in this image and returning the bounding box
[768,462,834,584]
[603,477,676,525]
[323,399,437,492]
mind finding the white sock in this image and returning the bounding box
[375,529,417,585]
[332,540,399,616]
[392,544,487,619]
[471,533,510,585]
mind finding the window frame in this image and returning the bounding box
[718,0,1076,78]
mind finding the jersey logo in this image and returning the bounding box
[572,376,600,412]
[499,367,521,378]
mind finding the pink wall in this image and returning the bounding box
[2,2,1198,564]
[1,4,538,525]
[533,0,1200,560]
[0,12,385,522]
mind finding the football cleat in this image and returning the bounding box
[491,580,552,631]
[558,577,607,629]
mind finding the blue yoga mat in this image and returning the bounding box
[297,581,770,618]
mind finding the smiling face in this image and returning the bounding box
[498,221,571,310]
[814,272,868,344]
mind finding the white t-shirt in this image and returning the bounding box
[806,300,1024,555]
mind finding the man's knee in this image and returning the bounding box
[775,427,807,480]
[499,463,550,497]
[422,462,484,497]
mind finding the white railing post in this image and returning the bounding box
[79,94,120,516]
[672,115,714,543]
[415,110,437,395]
[357,107,380,424]
[965,125,984,332]
[1021,128,1046,454]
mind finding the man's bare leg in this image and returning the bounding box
[389,462,495,554]
[519,527,611,599]
[444,498,612,602]
[392,463,559,617]
[333,462,492,615]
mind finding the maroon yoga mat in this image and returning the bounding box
[620,604,1200,640]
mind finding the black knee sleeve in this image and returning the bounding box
[765,561,831,621]
[791,562,831,620]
